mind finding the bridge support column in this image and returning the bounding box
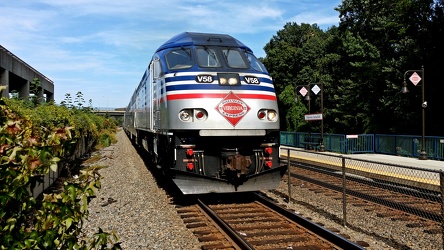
[0,69,9,98]
[45,90,54,102]
[19,80,30,100]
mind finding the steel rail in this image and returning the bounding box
[196,198,255,250]
[288,159,442,222]
[254,192,365,250]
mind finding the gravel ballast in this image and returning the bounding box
[82,129,441,249]
[82,129,200,249]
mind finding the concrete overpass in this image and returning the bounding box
[93,108,125,117]
[0,45,54,101]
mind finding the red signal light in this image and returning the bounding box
[258,111,266,119]
[186,149,194,157]
[196,111,204,119]
[187,163,194,171]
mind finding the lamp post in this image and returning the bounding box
[294,83,325,151]
[294,85,311,111]
[402,66,427,160]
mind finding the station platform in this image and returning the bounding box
[342,152,444,171]
[280,146,444,177]
[280,146,444,192]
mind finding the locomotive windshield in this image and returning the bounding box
[165,48,193,70]
[222,48,248,69]
[166,45,268,73]
[245,52,268,73]
[196,47,221,68]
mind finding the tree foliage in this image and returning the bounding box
[263,23,338,132]
[263,0,444,136]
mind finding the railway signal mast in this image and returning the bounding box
[295,83,325,152]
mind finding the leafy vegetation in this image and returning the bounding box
[262,0,444,136]
[0,87,120,249]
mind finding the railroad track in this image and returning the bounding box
[175,193,365,249]
[283,158,442,233]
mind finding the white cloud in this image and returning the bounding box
[288,11,339,29]
[0,0,339,108]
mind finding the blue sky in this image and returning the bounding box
[1,0,340,109]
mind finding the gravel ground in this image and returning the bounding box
[82,129,201,249]
[262,177,443,250]
[82,129,442,250]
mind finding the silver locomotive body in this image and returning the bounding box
[123,32,285,194]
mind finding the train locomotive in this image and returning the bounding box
[123,32,285,194]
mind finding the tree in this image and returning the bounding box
[75,91,85,109]
[263,22,337,132]
[329,31,386,134]
[335,0,440,135]
[30,78,43,105]
[60,93,73,109]
[263,0,444,135]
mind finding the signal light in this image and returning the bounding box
[195,111,204,119]
[257,109,277,121]
[179,109,207,121]
[258,111,266,119]
[264,147,272,155]
[187,163,194,171]
[265,161,272,168]
[186,149,194,157]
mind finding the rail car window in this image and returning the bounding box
[245,52,268,73]
[196,48,221,68]
[222,49,248,69]
[165,48,193,70]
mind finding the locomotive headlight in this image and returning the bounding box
[179,109,208,122]
[219,77,227,85]
[179,110,191,121]
[267,110,277,121]
[258,109,277,121]
[228,77,238,85]
[218,73,240,86]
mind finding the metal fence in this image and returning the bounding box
[281,147,444,249]
[280,131,444,160]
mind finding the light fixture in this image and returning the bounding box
[401,81,409,93]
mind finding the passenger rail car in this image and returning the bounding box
[123,32,285,194]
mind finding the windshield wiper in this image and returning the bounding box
[181,46,191,59]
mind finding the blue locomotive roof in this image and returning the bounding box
[156,32,252,53]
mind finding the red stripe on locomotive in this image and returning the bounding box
[167,93,277,101]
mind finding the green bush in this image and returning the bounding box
[0,96,120,249]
